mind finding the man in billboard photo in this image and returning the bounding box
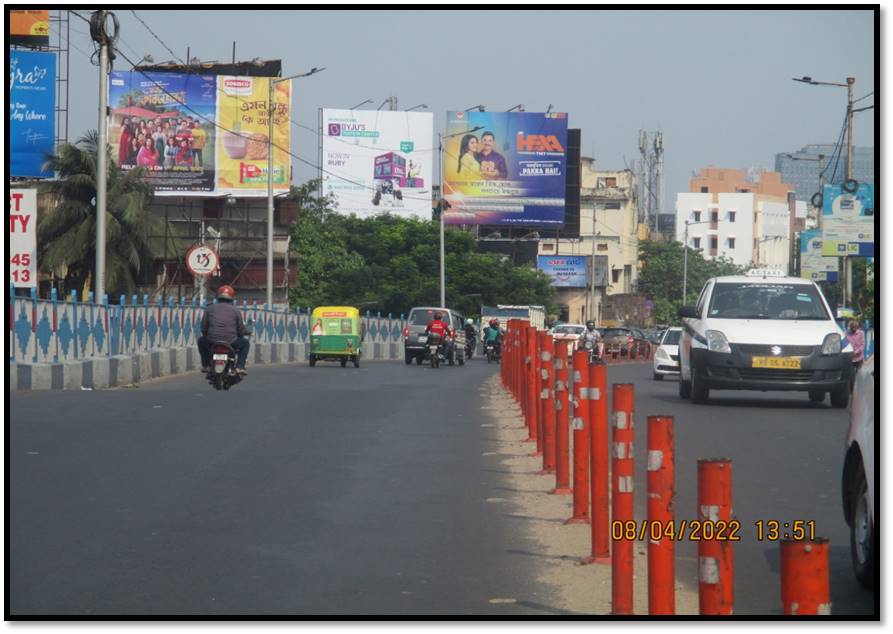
[474,131,508,179]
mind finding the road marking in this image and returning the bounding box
[153,405,163,409]
[489,598,517,604]
[27,451,39,455]
[486,498,507,503]
[481,424,495,428]
[482,452,498,456]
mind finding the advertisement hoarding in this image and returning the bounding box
[107,71,290,197]
[10,49,56,178]
[536,255,608,288]
[820,183,874,257]
[799,229,838,282]
[443,111,568,226]
[9,190,38,288]
[9,10,49,47]
[321,109,434,218]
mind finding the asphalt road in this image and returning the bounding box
[598,362,875,616]
[9,356,875,616]
[9,358,564,617]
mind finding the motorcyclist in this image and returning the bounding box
[464,318,477,355]
[425,311,451,357]
[582,320,602,358]
[198,285,250,375]
[483,318,502,357]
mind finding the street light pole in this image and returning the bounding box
[267,67,324,308]
[683,220,689,304]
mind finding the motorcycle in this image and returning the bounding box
[419,332,444,368]
[582,338,602,364]
[465,339,475,360]
[485,341,499,364]
[208,342,243,391]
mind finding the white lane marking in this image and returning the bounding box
[489,598,517,604]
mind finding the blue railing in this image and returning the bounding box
[9,285,408,365]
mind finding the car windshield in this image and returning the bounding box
[409,310,442,326]
[662,330,681,345]
[707,283,830,320]
[553,326,584,335]
[603,328,630,337]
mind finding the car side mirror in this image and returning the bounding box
[678,305,699,319]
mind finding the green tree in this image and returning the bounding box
[38,130,173,298]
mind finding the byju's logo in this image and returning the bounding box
[328,123,342,136]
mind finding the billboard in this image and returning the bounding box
[9,10,49,47]
[9,190,38,288]
[799,229,838,282]
[107,71,290,197]
[443,111,568,226]
[10,49,56,178]
[537,255,607,288]
[821,183,874,257]
[321,109,434,218]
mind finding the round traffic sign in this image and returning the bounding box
[185,244,219,277]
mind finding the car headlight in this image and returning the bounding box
[584,340,594,350]
[656,348,670,360]
[821,333,841,355]
[706,330,731,354]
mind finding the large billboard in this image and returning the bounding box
[107,71,290,197]
[321,109,434,218]
[9,10,49,47]
[820,183,874,257]
[443,111,568,226]
[9,189,38,288]
[799,229,838,282]
[537,255,607,288]
[10,49,56,178]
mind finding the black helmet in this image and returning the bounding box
[434,312,443,320]
[586,320,596,329]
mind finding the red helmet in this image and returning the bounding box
[217,285,235,300]
[489,319,499,327]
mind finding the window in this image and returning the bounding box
[605,202,621,210]
[707,282,830,320]
[693,211,702,222]
[728,237,736,249]
[597,243,608,251]
[710,237,718,250]
[710,211,719,223]
[612,268,621,284]
[692,237,701,249]
[542,243,555,252]
[729,211,736,223]
[700,186,709,193]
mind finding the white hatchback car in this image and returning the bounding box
[842,355,875,588]
[652,327,682,380]
[678,270,853,406]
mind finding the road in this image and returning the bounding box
[9,356,875,616]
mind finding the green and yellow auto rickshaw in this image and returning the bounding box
[309,306,362,368]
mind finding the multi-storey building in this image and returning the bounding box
[774,144,874,202]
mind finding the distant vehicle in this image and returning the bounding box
[207,342,243,391]
[403,307,465,366]
[677,269,853,406]
[602,327,635,358]
[308,306,362,368]
[550,324,586,356]
[652,327,682,380]
[480,304,546,332]
[842,356,875,588]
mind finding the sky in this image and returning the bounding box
[57,8,876,208]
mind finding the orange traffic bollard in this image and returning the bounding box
[567,349,590,523]
[519,321,528,427]
[538,332,556,474]
[647,415,675,615]
[611,383,635,615]
[583,361,610,562]
[532,330,545,457]
[552,340,571,494]
[525,326,539,444]
[698,459,734,615]
[780,538,831,615]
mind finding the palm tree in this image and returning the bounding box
[38,130,174,298]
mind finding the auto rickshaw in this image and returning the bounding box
[309,306,362,368]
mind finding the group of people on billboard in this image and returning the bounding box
[456,131,508,180]
[116,114,208,171]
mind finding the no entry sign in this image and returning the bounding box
[186,244,220,277]
[9,189,37,288]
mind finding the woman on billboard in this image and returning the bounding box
[457,134,481,178]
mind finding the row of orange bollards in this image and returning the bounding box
[499,319,832,616]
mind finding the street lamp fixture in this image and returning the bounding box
[464,104,485,112]
[405,103,428,112]
[132,54,154,68]
[350,98,373,110]
[377,98,390,110]
[267,66,325,308]
[507,104,524,112]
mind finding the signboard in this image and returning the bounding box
[107,71,290,197]
[9,190,38,288]
[10,49,56,178]
[799,229,838,282]
[186,245,220,276]
[443,111,568,226]
[321,109,434,218]
[9,10,49,47]
[537,256,588,287]
[821,183,874,257]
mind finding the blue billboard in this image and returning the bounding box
[820,183,874,257]
[443,111,568,226]
[538,255,588,287]
[10,50,56,178]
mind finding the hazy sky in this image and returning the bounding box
[59,9,875,205]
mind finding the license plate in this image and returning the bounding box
[417,336,427,343]
[752,356,801,369]
[213,354,229,361]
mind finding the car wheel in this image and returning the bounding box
[340,358,347,368]
[415,355,423,365]
[808,390,825,403]
[404,351,413,365]
[653,373,664,381]
[830,385,849,408]
[309,354,317,367]
[849,465,875,588]
[690,367,709,404]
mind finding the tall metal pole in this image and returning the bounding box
[439,133,446,307]
[817,154,825,230]
[844,77,855,307]
[590,205,597,321]
[95,18,109,301]
[682,220,689,304]
[267,77,275,308]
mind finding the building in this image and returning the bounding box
[675,168,797,273]
[774,144,874,202]
[537,159,639,324]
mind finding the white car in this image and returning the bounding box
[550,324,586,356]
[842,355,874,588]
[678,269,853,406]
[652,327,682,380]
